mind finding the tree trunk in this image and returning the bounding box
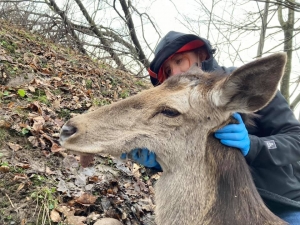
[257,0,269,57]
[118,0,150,68]
[278,0,295,103]
[74,0,126,71]
[48,0,87,55]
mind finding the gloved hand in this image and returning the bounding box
[121,148,162,170]
[214,113,250,156]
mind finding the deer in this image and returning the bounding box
[60,53,288,225]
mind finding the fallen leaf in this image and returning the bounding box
[16,183,26,192]
[15,163,30,169]
[50,209,61,223]
[13,174,28,181]
[75,192,98,205]
[53,99,61,110]
[28,102,43,115]
[55,205,75,217]
[66,215,86,225]
[0,120,11,128]
[32,116,45,133]
[28,86,35,92]
[28,136,39,148]
[0,166,10,173]
[7,142,22,151]
[51,143,65,152]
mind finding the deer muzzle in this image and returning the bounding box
[59,124,77,144]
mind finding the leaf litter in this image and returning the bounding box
[0,19,158,225]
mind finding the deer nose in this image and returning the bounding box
[60,124,77,143]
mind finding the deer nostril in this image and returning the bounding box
[60,125,77,142]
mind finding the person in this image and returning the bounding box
[121,31,300,224]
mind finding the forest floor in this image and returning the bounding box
[0,20,158,225]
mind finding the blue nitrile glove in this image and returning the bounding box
[121,148,162,170]
[214,113,250,156]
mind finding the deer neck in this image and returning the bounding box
[154,135,287,225]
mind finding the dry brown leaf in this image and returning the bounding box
[32,116,45,133]
[45,89,54,100]
[53,99,61,110]
[40,67,52,75]
[0,120,11,128]
[51,143,65,153]
[21,219,26,225]
[7,142,22,151]
[55,205,75,217]
[7,102,15,108]
[27,136,39,148]
[16,183,26,192]
[23,52,32,64]
[15,163,30,169]
[29,63,38,70]
[54,118,65,127]
[13,174,28,182]
[50,209,61,223]
[58,72,64,78]
[28,85,35,92]
[132,163,141,178]
[66,215,86,225]
[28,102,43,115]
[39,137,46,149]
[0,166,10,173]
[45,166,55,175]
[75,192,98,205]
[88,176,100,183]
[32,55,40,69]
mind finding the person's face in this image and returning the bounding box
[162,50,207,78]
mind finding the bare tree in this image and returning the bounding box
[174,0,300,113]
[278,0,295,104]
[0,0,159,75]
[257,0,270,57]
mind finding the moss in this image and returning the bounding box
[0,40,17,53]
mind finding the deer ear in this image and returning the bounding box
[212,53,287,113]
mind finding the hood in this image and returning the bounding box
[148,31,220,86]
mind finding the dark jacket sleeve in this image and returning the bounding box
[245,91,300,167]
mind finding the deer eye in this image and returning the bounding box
[161,108,180,118]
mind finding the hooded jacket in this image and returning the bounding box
[149,31,300,210]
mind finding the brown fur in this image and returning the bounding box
[60,53,288,225]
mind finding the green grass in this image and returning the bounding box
[86,79,93,89]
[92,98,110,106]
[120,89,130,99]
[58,109,71,120]
[31,186,58,225]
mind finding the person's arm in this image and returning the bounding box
[245,91,300,168]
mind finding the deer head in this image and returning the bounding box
[60,53,286,174]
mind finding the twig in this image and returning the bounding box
[5,193,15,208]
